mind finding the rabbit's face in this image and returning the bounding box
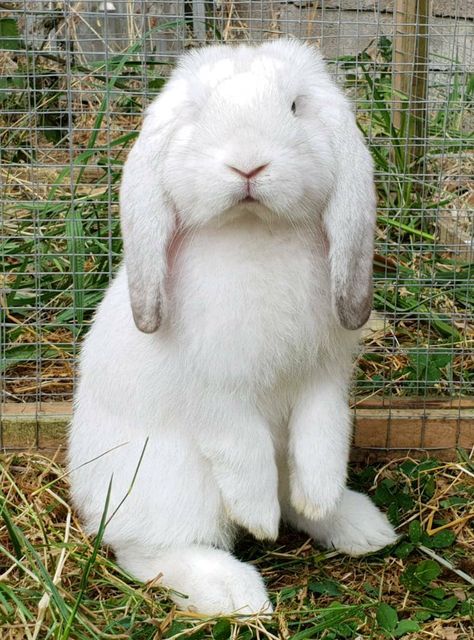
[162,44,336,228]
[121,40,376,334]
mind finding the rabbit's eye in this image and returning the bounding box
[291,101,297,115]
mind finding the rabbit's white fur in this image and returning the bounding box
[69,40,397,616]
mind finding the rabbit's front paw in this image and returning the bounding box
[225,494,280,541]
[290,464,345,520]
[215,457,281,540]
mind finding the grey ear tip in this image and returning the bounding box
[336,298,372,331]
[132,311,161,334]
[136,322,160,334]
[339,313,370,331]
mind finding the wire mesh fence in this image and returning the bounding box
[1,1,473,452]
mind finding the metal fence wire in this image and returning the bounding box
[1,1,473,452]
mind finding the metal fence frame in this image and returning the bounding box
[1,1,473,455]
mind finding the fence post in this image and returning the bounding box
[392,0,430,170]
[193,0,207,43]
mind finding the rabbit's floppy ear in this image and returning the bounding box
[120,94,180,334]
[321,103,376,331]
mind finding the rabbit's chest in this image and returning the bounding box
[173,222,332,386]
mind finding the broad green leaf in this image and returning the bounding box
[394,619,421,637]
[420,595,459,614]
[424,530,456,549]
[308,579,343,596]
[413,609,432,622]
[395,542,414,559]
[414,560,442,584]
[212,619,232,640]
[164,622,186,637]
[0,18,20,50]
[401,560,441,591]
[376,602,398,632]
[409,520,423,544]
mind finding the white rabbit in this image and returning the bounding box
[69,39,397,616]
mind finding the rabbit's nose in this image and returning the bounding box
[227,163,269,179]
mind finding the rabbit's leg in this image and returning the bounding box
[195,393,280,541]
[116,544,272,615]
[284,488,398,555]
[288,374,351,520]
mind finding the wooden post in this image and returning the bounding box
[193,0,207,44]
[392,0,430,169]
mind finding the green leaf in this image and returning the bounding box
[373,479,414,520]
[395,542,414,559]
[399,460,418,477]
[148,77,166,93]
[308,579,343,596]
[420,595,459,614]
[460,599,473,616]
[0,582,34,622]
[0,18,20,50]
[432,353,452,368]
[234,633,253,640]
[416,460,439,474]
[401,560,441,591]
[14,534,70,621]
[413,609,432,622]
[279,586,300,601]
[212,620,232,640]
[424,530,456,549]
[364,582,379,597]
[2,344,64,373]
[415,560,442,584]
[61,478,114,639]
[291,604,363,639]
[0,498,22,559]
[376,602,398,632]
[164,622,186,637]
[409,521,423,544]
[440,496,468,507]
[394,619,420,637]
[387,502,400,526]
[374,481,395,507]
[420,475,436,498]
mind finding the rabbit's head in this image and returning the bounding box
[120,40,376,334]
[160,42,336,227]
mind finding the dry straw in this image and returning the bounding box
[1,452,472,639]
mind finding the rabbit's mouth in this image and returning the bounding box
[235,196,275,222]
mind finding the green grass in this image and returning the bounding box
[1,34,473,399]
[1,453,473,639]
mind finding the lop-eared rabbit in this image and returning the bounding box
[69,40,397,616]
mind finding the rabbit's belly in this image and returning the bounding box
[174,225,332,387]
